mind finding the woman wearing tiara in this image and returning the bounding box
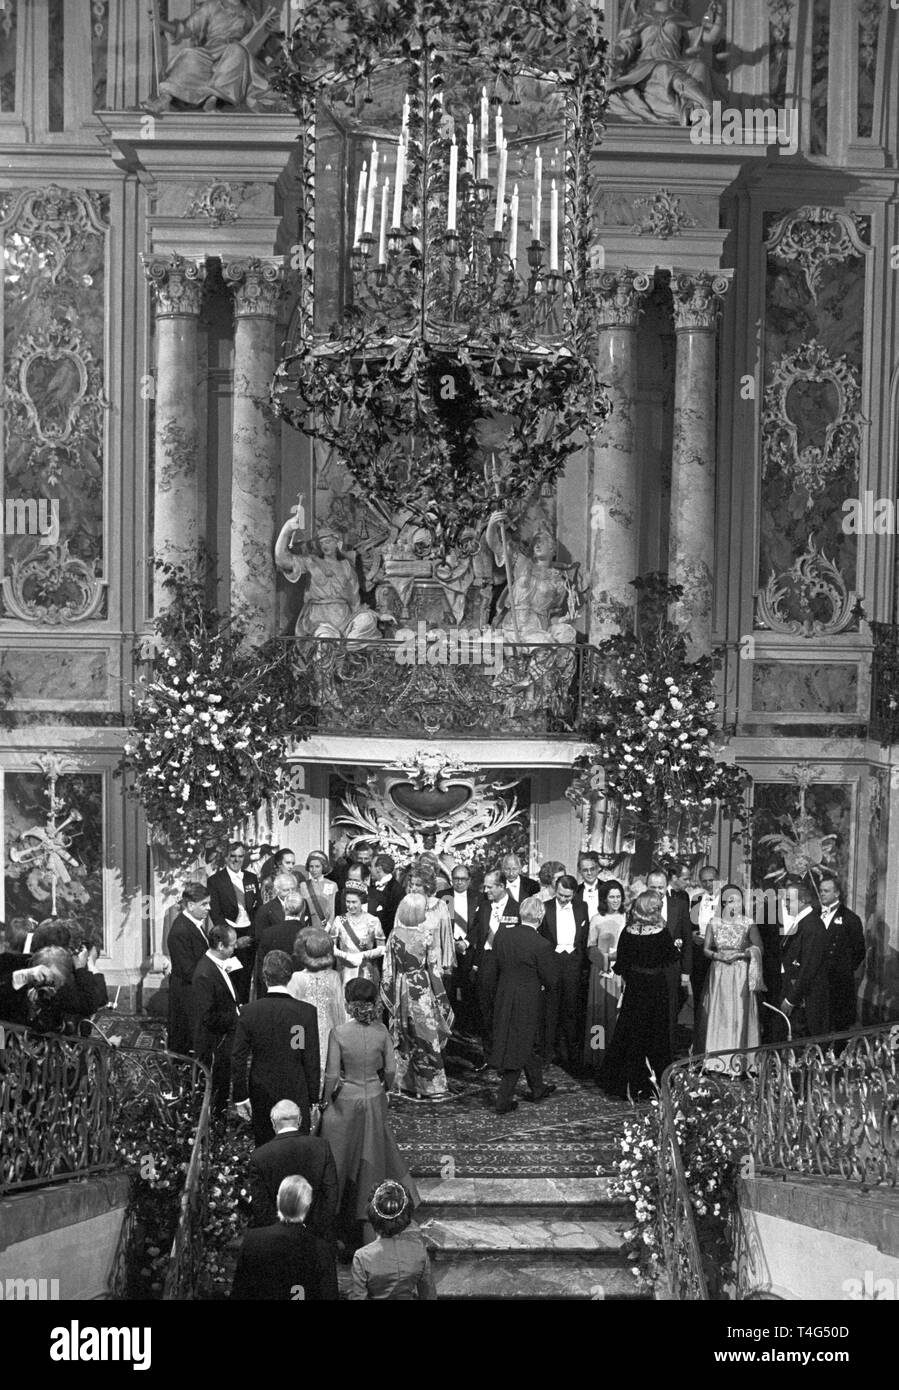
[349,1181,437,1300]
[699,884,763,1072]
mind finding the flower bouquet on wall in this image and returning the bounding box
[118,559,302,869]
[569,575,752,862]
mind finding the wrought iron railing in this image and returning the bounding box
[0,1020,211,1298]
[869,621,899,744]
[276,635,601,736]
[658,1021,899,1300]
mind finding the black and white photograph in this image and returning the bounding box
[0,0,897,1345]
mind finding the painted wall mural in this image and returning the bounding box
[757,206,869,636]
[3,760,104,941]
[0,186,109,623]
[751,768,852,897]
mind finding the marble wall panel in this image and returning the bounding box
[751,662,858,713]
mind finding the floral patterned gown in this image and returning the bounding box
[701,914,760,1073]
[380,922,454,1098]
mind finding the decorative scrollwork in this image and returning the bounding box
[185,180,252,226]
[766,206,869,302]
[632,188,696,239]
[222,257,284,318]
[2,540,106,624]
[0,186,109,283]
[3,317,109,471]
[671,270,731,331]
[755,535,858,637]
[762,339,865,493]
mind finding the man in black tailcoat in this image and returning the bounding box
[817,874,865,1033]
[492,895,560,1113]
[469,869,519,1069]
[776,879,830,1040]
[192,924,241,1119]
[232,949,320,1146]
[368,854,404,939]
[165,882,211,1055]
[255,890,309,998]
[248,1099,338,1240]
[207,841,261,1005]
[539,874,589,1074]
[647,868,693,1049]
[438,863,481,1034]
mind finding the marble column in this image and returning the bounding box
[589,269,653,639]
[670,269,732,657]
[222,257,284,647]
[141,253,206,614]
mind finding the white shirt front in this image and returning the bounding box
[506,877,522,902]
[452,891,470,940]
[781,904,810,938]
[206,950,237,1000]
[820,902,839,929]
[696,894,717,938]
[485,895,509,949]
[580,882,600,916]
[226,867,251,929]
[555,902,576,954]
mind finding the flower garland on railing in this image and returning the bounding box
[118,562,302,864]
[569,575,751,851]
[613,1075,753,1299]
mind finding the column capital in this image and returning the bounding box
[222,256,285,318]
[141,253,206,317]
[671,269,732,332]
[590,268,654,329]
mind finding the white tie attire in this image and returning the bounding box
[581,884,599,919]
[554,902,577,954]
[206,949,237,1000]
[225,868,251,931]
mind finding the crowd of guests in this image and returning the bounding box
[0,916,108,1035]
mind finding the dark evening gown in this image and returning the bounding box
[598,925,679,1100]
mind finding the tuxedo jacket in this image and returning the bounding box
[231,1222,338,1301]
[0,951,32,1026]
[503,875,540,907]
[823,903,865,982]
[778,911,830,1035]
[231,991,321,1118]
[255,916,308,996]
[539,899,590,971]
[248,1131,338,1238]
[661,890,693,976]
[166,912,209,987]
[438,887,481,935]
[207,868,261,932]
[367,877,404,936]
[191,954,240,1061]
[469,896,520,968]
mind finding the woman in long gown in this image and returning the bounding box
[598,890,679,1101]
[331,885,386,989]
[287,928,346,1075]
[403,867,455,979]
[300,851,337,929]
[380,894,454,1100]
[583,879,627,1075]
[701,884,763,1073]
[320,977,418,1241]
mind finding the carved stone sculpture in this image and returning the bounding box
[275,500,380,640]
[607,0,727,126]
[143,0,279,115]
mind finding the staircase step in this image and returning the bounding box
[419,1214,629,1258]
[433,1256,648,1300]
[416,1175,624,1207]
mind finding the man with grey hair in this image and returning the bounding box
[231,1172,338,1300]
[255,885,308,996]
[248,1099,338,1239]
[490,894,560,1114]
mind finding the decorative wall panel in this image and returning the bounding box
[757,207,869,635]
[856,0,883,139]
[751,662,858,714]
[0,1,17,113]
[0,187,109,623]
[0,648,109,707]
[751,776,852,892]
[3,766,104,940]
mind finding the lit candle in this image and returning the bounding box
[533,146,542,241]
[392,138,405,228]
[480,86,489,150]
[531,193,538,244]
[364,141,378,235]
[509,183,519,262]
[466,114,475,170]
[495,104,503,151]
[401,94,410,139]
[549,178,558,270]
[494,138,508,232]
[447,136,458,231]
[353,160,367,246]
[378,176,390,263]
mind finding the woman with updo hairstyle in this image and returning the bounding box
[380,893,454,1100]
[348,1181,437,1300]
[300,850,337,928]
[583,878,627,1075]
[597,889,679,1100]
[402,864,455,977]
[320,977,419,1245]
[287,928,346,1070]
